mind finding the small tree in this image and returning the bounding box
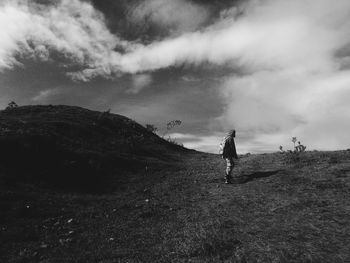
[162,120,182,137]
[292,137,297,150]
[97,108,111,122]
[162,120,183,146]
[6,101,18,110]
[279,145,284,153]
[166,120,182,131]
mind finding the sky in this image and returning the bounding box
[1,0,350,153]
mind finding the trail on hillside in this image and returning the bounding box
[1,151,350,262]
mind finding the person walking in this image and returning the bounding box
[219,130,238,184]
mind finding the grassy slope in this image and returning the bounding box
[0,105,188,192]
[1,150,350,262]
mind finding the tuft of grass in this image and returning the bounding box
[165,136,184,147]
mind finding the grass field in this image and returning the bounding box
[1,150,350,262]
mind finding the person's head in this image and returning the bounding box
[229,129,236,138]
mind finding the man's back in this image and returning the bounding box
[220,131,238,159]
[223,137,238,159]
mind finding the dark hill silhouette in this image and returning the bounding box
[0,105,190,191]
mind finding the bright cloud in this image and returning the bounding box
[117,0,350,73]
[220,69,350,152]
[0,0,125,79]
[168,132,222,153]
[32,88,61,102]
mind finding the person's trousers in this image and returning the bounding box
[225,157,235,179]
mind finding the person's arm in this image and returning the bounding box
[232,139,238,159]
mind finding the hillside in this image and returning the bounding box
[0,105,350,262]
[0,105,189,191]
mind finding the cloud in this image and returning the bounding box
[167,132,222,152]
[129,0,210,35]
[181,75,200,82]
[117,0,350,73]
[32,88,61,102]
[0,0,125,79]
[127,74,152,94]
[220,69,350,152]
[3,0,350,78]
[205,0,350,152]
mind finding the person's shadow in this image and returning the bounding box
[236,170,283,184]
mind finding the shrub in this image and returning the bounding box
[279,145,284,153]
[292,137,297,150]
[281,137,308,166]
[295,141,306,152]
[290,137,307,153]
[5,101,18,110]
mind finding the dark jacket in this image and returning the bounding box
[221,136,238,159]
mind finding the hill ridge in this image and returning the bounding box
[0,104,190,191]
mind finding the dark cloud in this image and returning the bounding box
[90,0,241,41]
